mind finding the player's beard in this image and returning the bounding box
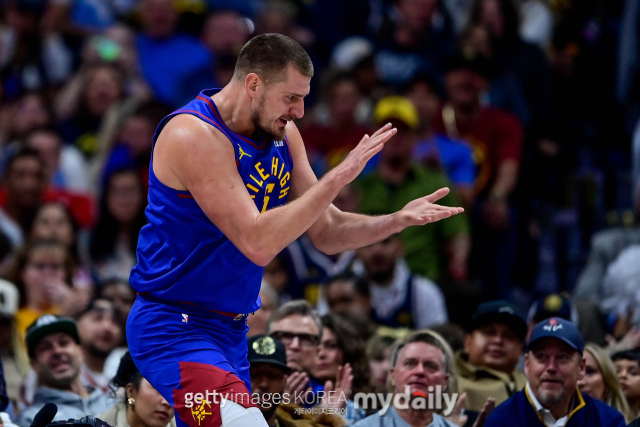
[251,96,285,141]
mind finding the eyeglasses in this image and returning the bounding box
[270,331,320,348]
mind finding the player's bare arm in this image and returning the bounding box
[152,114,396,266]
[286,122,465,255]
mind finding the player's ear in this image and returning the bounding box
[245,73,261,98]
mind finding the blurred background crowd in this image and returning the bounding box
[0,0,637,424]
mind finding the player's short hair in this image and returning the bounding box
[232,33,314,85]
[266,299,322,340]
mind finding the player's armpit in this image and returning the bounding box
[284,122,341,249]
[153,114,266,263]
[286,121,320,198]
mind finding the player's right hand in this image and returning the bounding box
[332,123,397,185]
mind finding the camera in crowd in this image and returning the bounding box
[30,404,114,427]
[46,417,113,427]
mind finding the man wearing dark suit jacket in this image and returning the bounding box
[485,317,626,427]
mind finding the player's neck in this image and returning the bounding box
[211,84,257,138]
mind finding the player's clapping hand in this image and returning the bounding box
[394,188,464,230]
[333,123,397,185]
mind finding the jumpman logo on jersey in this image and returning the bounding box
[238,145,252,161]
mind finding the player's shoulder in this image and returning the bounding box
[160,114,218,139]
[158,113,230,152]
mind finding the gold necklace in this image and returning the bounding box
[442,104,459,139]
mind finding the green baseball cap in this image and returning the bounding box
[26,314,80,358]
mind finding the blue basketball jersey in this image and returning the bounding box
[130,88,294,314]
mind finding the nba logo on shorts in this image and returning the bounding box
[182,314,189,323]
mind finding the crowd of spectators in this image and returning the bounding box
[0,0,637,425]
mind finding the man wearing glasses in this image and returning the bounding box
[266,300,323,405]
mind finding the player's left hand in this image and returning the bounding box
[393,188,464,230]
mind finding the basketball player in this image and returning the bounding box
[127,33,463,427]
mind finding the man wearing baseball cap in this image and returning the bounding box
[248,335,345,427]
[456,301,527,413]
[356,96,470,284]
[16,314,114,427]
[485,317,626,426]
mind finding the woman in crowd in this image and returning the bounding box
[89,168,146,282]
[578,343,634,423]
[99,351,175,427]
[365,334,397,394]
[316,313,370,424]
[9,239,83,373]
[30,202,92,287]
[96,278,135,381]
